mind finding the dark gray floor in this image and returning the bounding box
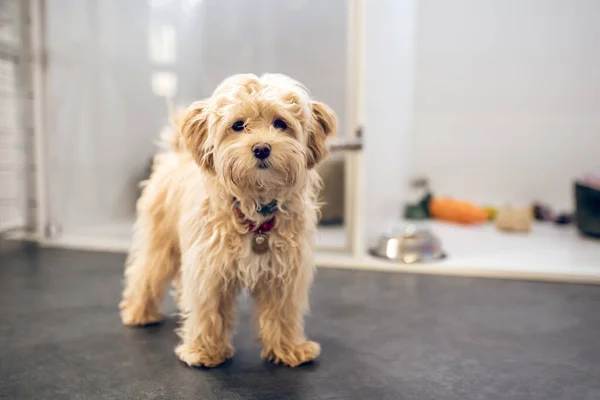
[1,248,600,400]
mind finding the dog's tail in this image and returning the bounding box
[159,96,187,153]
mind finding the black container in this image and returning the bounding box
[575,182,600,238]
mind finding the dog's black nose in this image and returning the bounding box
[252,143,271,160]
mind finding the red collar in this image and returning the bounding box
[234,207,276,233]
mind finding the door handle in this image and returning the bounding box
[329,126,363,152]
[329,139,363,152]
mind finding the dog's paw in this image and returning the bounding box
[119,300,164,326]
[261,340,320,367]
[175,343,234,368]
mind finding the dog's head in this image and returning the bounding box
[179,74,336,197]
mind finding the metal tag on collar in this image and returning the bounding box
[251,233,270,254]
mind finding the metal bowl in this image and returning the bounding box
[370,225,446,264]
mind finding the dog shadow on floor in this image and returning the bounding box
[118,307,398,400]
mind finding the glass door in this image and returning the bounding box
[43,0,356,250]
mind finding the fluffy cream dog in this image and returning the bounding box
[119,74,336,368]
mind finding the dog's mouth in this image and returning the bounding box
[257,160,269,169]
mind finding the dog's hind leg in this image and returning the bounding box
[120,181,180,326]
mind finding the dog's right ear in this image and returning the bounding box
[179,100,214,172]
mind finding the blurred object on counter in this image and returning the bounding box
[533,202,573,226]
[575,181,600,239]
[495,206,533,233]
[533,202,554,222]
[404,177,430,220]
[554,212,574,225]
[483,206,498,221]
[428,196,488,225]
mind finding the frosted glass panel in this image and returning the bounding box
[45,0,349,246]
[0,0,26,233]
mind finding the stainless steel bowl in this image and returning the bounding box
[370,225,446,263]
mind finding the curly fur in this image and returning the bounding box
[120,74,336,368]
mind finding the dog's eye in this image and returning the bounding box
[273,119,288,131]
[231,120,245,132]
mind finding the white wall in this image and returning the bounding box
[364,0,416,243]
[413,0,600,211]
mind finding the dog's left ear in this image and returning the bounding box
[307,101,337,169]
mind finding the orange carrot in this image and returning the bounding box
[428,197,488,224]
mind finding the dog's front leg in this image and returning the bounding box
[253,264,319,367]
[175,258,237,368]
